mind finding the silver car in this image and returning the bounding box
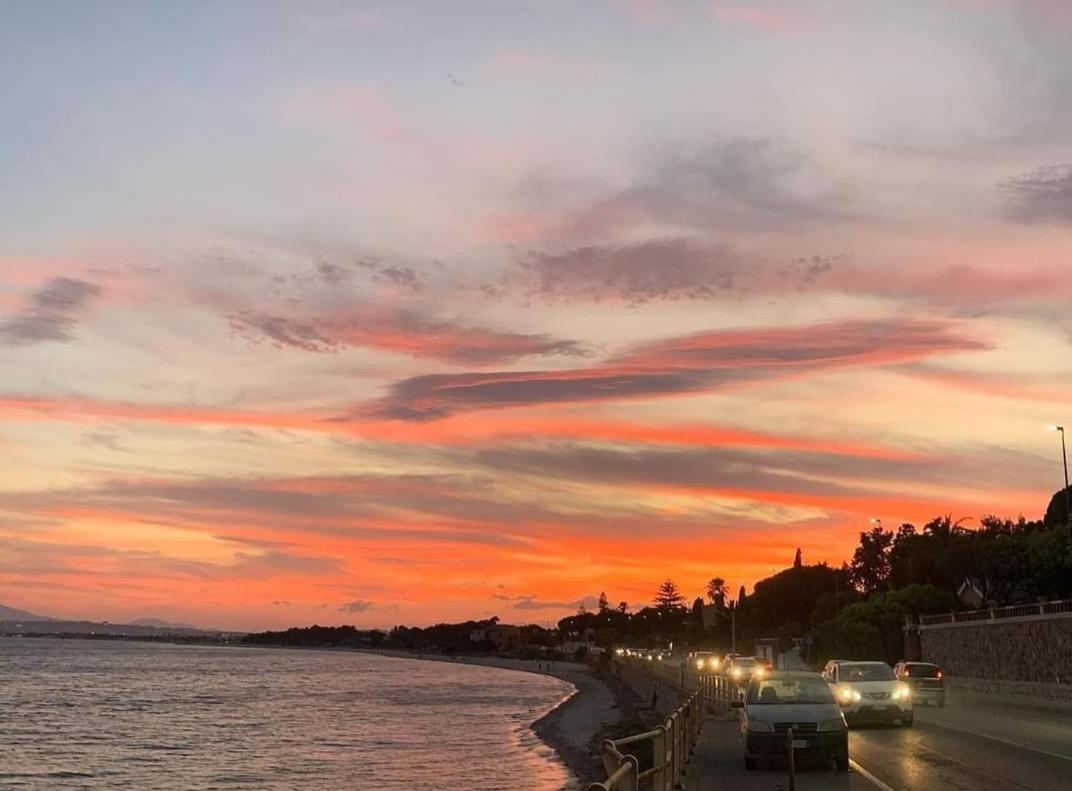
[732,671,849,771]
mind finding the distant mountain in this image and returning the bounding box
[130,618,197,630]
[0,603,46,621]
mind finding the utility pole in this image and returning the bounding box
[731,604,737,653]
[1047,426,1070,524]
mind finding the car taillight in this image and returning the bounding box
[936,670,943,679]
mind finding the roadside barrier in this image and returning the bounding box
[587,686,703,791]
[589,655,745,790]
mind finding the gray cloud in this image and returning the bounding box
[1000,165,1072,223]
[511,594,599,611]
[516,238,843,305]
[228,308,585,364]
[520,237,743,304]
[362,319,985,420]
[339,599,374,613]
[626,138,852,229]
[0,277,102,345]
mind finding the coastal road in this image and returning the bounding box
[846,695,1072,791]
[688,693,1072,790]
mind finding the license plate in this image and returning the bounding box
[792,739,808,749]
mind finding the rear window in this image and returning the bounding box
[747,677,834,705]
[839,663,894,681]
[735,658,758,667]
[905,664,941,678]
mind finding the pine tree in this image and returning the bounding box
[597,591,609,613]
[794,548,803,568]
[654,579,686,612]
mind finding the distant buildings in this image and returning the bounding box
[468,623,523,651]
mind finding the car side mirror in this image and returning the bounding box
[731,700,744,709]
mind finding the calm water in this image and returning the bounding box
[0,638,578,790]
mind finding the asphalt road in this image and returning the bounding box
[688,692,1072,791]
[847,693,1072,791]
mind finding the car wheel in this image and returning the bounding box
[836,753,850,772]
[901,715,914,727]
[745,756,757,771]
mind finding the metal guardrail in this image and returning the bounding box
[919,598,1072,626]
[588,657,738,790]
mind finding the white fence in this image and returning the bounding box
[919,598,1072,627]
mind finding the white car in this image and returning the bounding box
[692,651,721,673]
[732,671,849,771]
[823,661,912,726]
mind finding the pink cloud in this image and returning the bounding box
[713,3,796,33]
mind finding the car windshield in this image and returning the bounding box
[840,663,894,681]
[747,678,835,705]
[905,664,942,678]
[735,658,758,667]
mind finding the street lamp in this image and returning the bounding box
[1047,425,1070,525]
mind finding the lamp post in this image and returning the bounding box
[1048,425,1070,525]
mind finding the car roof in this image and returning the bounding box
[904,661,939,666]
[754,670,823,680]
[839,661,890,667]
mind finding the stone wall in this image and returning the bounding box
[919,615,1072,694]
[613,661,689,718]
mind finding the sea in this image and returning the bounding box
[0,637,578,790]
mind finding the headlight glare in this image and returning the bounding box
[837,686,861,704]
[892,683,911,700]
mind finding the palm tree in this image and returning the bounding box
[706,577,727,608]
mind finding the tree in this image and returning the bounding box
[691,596,705,623]
[706,577,727,608]
[850,525,893,593]
[597,592,609,613]
[617,601,629,614]
[577,603,587,615]
[737,584,747,607]
[654,579,686,612]
[1044,486,1072,527]
[794,548,803,569]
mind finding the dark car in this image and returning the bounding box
[727,656,766,687]
[894,661,946,707]
[733,671,849,771]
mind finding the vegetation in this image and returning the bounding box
[246,489,1072,667]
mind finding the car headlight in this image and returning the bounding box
[747,720,774,733]
[755,667,766,678]
[696,660,704,669]
[892,683,911,701]
[712,659,721,669]
[817,716,847,732]
[837,686,861,704]
[731,667,742,679]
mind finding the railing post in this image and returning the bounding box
[786,726,796,791]
[622,754,639,791]
[600,740,618,778]
[652,723,666,791]
[664,719,676,791]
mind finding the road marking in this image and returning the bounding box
[849,759,898,791]
[924,721,1072,763]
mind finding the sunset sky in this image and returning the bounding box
[3,0,1072,630]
